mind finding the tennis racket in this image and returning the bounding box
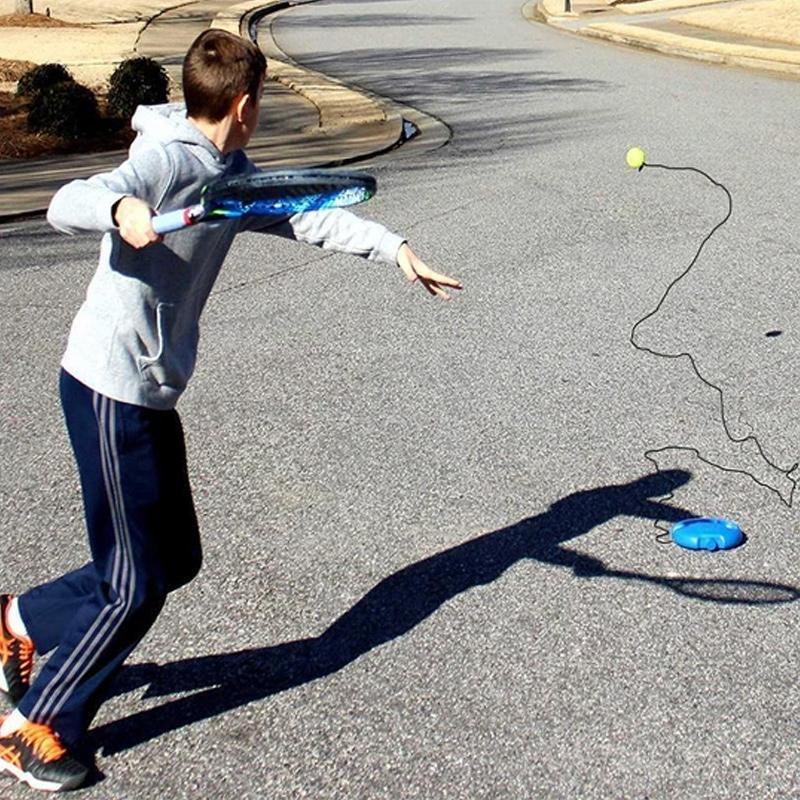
[152,168,377,234]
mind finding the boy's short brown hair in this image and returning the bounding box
[183,29,267,122]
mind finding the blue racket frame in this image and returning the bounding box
[152,169,377,234]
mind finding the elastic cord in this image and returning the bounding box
[631,162,798,539]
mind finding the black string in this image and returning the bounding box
[630,161,799,540]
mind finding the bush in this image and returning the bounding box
[107,57,170,119]
[28,81,101,139]
[16,63,74,97]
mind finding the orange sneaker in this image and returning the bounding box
[0,718,88,792]
[0,595,33,705]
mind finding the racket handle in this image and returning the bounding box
[152,204,204,234]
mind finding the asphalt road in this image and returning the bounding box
[2,0,800,797]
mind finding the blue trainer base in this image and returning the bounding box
[670,517,744,551]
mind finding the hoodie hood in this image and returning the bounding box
[131,103,228,166]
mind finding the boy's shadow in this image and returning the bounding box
[94,469,798,756]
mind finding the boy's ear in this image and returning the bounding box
[234,92,252,123]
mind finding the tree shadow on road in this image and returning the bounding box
[280,45,609,103]
[265,41,613,159]
[92,469,799,756]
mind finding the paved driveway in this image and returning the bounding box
[1,0,799,797]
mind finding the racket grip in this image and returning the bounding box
[152,205,203,234]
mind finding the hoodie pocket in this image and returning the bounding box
[136,302,198,391]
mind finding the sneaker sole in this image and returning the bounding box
[0,756,84,792]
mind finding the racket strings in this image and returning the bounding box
[632,162,799,537]
[207,182,374,218]
[247,186,372,214]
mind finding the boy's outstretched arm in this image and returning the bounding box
[250,207,462,300]
[396,243,462,300]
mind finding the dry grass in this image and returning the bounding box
[678,0,800,47]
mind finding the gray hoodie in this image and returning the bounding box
[48,104,405,410]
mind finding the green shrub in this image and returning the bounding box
[107,57,170,119]
[28,81,101,139]
[16,63,74,97]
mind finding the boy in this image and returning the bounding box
[0,28,460,793]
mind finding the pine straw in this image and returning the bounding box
[0,13,80,27]
[0,92,134,160]
[0,58,35,81]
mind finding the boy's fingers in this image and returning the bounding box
[406,265,462,291]
[396,247,461,298]
[419,279,436,297]
[427,271,462,289]
[421,278,452,301]
[122,230,161,249]
[413,263,462,289]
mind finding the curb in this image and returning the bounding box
[213,0,404,152]
[247,2,450,166]
[247,4,398,137]
[522,1,548,24]
[529,0,573,23]
[583,23,800,76]
[529,0,800,79]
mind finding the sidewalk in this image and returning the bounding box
[530,0,800,78]
[0,0,448,222]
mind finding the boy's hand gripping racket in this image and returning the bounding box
[152,168,377,234]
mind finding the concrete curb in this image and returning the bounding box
[247,2,452,165]
[247,5,397,135]
[209,0,450,166]
[530,0,800,78]
[211,0,404,152]
[583,22,800,75]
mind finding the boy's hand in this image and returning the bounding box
[397,243,462,300]
[113,196,162,249]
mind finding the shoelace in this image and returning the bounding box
[0,634,12,664]
[1,604,32,674]
[17,722,66,764]
[0,628,34,684]
[0,742,22,769]
[16,639,33,684]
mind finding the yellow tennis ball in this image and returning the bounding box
[626,146,646,170]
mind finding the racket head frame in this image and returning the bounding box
[151,168,377,234]
[201,168,377,220]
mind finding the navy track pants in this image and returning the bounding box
[17,369,202,746]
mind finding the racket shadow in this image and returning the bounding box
[94,469,798,756]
